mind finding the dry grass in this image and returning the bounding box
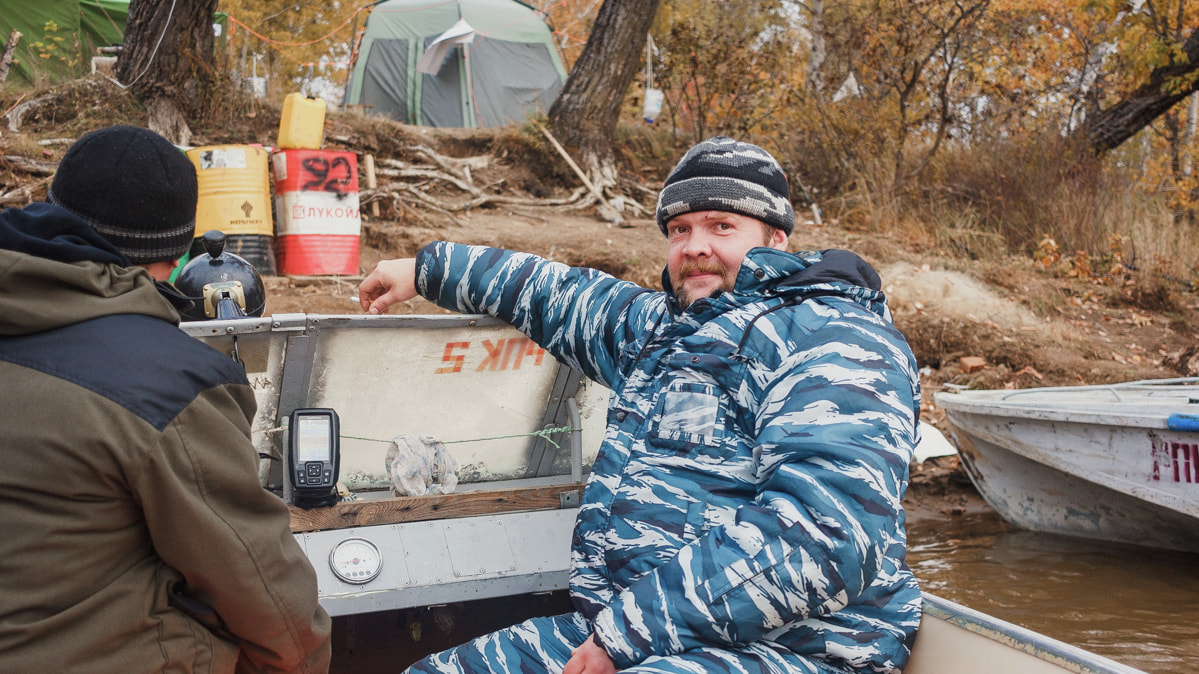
[826,133,1199,300]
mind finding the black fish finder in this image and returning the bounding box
[288,408,340,509]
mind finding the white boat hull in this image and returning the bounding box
[936,379,1199,553]
[181,315,1148,670]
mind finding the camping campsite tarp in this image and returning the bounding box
[0,0,128,86]
[344,0,567,128]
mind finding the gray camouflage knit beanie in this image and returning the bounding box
[655,136,795,236]
[47,125,197,265]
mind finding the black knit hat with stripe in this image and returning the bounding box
[656,136,795,236]
[47,125,197,265]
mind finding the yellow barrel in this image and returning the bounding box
[186,144,276,274]
[278,93,326,149]
[187,144,273,237]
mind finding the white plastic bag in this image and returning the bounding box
[385,434,459,497]
[643,88,664,123]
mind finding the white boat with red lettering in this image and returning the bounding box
[934,377,1199,553]
[180,311,1150,671]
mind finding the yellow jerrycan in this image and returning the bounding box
[278,93,326,150]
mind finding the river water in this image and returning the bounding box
[906,503,1199,673]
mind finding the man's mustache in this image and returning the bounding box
[677,260,729,280]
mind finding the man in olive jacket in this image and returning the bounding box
[0,126,331,673]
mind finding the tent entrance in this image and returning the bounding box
[345,0,567,129]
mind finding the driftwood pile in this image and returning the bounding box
[2,135,647,226]
[357,127,647,226]
[1,89,648,224]
[369,143,587,216]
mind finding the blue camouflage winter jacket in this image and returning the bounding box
[415,241,922,673]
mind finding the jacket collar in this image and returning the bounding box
[0,204,181,336]
[661,247,888,317]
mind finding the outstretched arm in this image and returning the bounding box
[373,242,663,388]
[359,258,418,314]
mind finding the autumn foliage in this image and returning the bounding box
[635,0,1199,291]
[15,0,1193,288]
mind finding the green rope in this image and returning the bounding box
[340,425,579,449]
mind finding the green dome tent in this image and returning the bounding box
[344,0,567,128]
[0,0,128,86]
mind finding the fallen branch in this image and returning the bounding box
[368,138,623,220]
[363,154,379,217]
[376,183,587,213]
[4,94,53,131]
[0,176,50,205]
[537,124,623,224]
[376,161,477,195]
[392,190,467,227]
[563,191,600,212]
[1,154,57,175]
[407,144,489,175]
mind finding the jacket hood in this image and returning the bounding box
[0,202,129,266]
[0,203,180,336]
[661,247,889,316]
[776,248,881,292]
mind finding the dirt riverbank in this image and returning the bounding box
[4,77,1197,517]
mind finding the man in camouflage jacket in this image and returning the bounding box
[360,137,922,674]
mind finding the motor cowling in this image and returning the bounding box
[175,230,267,320]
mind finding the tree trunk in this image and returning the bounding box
[0,30,22,85]
[116,0,219,144]
[145,96,193,146]
[547,0,663,193]
[804,0,827,97]
[1183,91,1197,179]
[1079,28,1199,155]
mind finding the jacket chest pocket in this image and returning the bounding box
[646,378,735,458]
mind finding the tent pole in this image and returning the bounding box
[463,44,477,128]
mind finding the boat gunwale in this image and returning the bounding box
[933,377,1199,429]
[919,594,1147,674]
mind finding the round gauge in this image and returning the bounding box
[329,537,382,584]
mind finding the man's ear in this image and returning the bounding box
[769,227,789,250]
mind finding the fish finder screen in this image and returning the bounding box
[296,415,332,462]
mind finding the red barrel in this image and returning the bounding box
[271,149,361,275]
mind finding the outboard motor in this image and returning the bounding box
[175,230,267,321]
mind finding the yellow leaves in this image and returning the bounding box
[1065,250,1093,279]
[219,0,365,93]
[1119,25,1173,83]
[653,0,800,141]
[1034,235,1060,267]
[1127,312,1154,327]
[1032,236,1118,282]
[1108,233,1128,258]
